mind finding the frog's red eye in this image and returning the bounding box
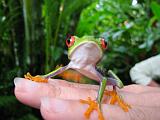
[66,36,75,47]
[101,38,108,50]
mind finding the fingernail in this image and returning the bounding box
[14,77,23,86]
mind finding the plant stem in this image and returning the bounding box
[44,0,52,73]
[51,0,65,66]
[23,0,31,69]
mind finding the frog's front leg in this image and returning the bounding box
[80,77,107,120]
[24,65,67,83]
[24,72,48,82]
[104,70,131,112]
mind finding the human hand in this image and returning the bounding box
[148,80,160,87]
[14,78,160,120]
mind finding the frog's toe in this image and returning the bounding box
[104,90,131,112]
[80,97,104,120]
[24,72,48,83]
[116,95,131,112]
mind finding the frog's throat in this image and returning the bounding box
[68,41,103,59]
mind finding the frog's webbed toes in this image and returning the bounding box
[104,90,131,112]
[24,72,48,83]
[80,97,104,120]
[116,95,131,112]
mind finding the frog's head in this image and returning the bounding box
[66,35,108,65]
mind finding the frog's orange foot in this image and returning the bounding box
[24,72,48,83]
[104,90,131,112]
[80,97,104,120]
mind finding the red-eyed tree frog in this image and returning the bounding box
[25,35,131,120]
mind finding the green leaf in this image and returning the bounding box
[151,1,160,20]
[148,16,157,27]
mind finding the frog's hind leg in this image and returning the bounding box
[104,70,131,112]
[80,77,107,120]
[80,97,104,120]
[104,86,131,112]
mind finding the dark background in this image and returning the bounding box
[0,0,160,119]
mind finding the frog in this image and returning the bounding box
[25,35,131,120]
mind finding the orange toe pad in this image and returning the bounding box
[24,72,48,83]
[80,97,104,120]
[104,90,131,112]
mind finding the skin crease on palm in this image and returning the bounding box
[14,78,160,120]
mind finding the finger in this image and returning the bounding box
[40,97,125,120]
[14,77,57,108]
[45,79,160,107]
[14,77,117,109]
[40,97,160,120]
[120,91,160,107]
[14,78,160,109]
[49,79,160,94]
[14,77,98,108]
[122,84,160,93]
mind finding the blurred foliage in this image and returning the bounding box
[0,0,94,119]
[0,0,160,119]
[76,0,160,84]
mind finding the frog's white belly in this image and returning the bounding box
[67,61,102,82]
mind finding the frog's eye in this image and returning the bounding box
[100,38,108,50]
[66,36,75,47]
